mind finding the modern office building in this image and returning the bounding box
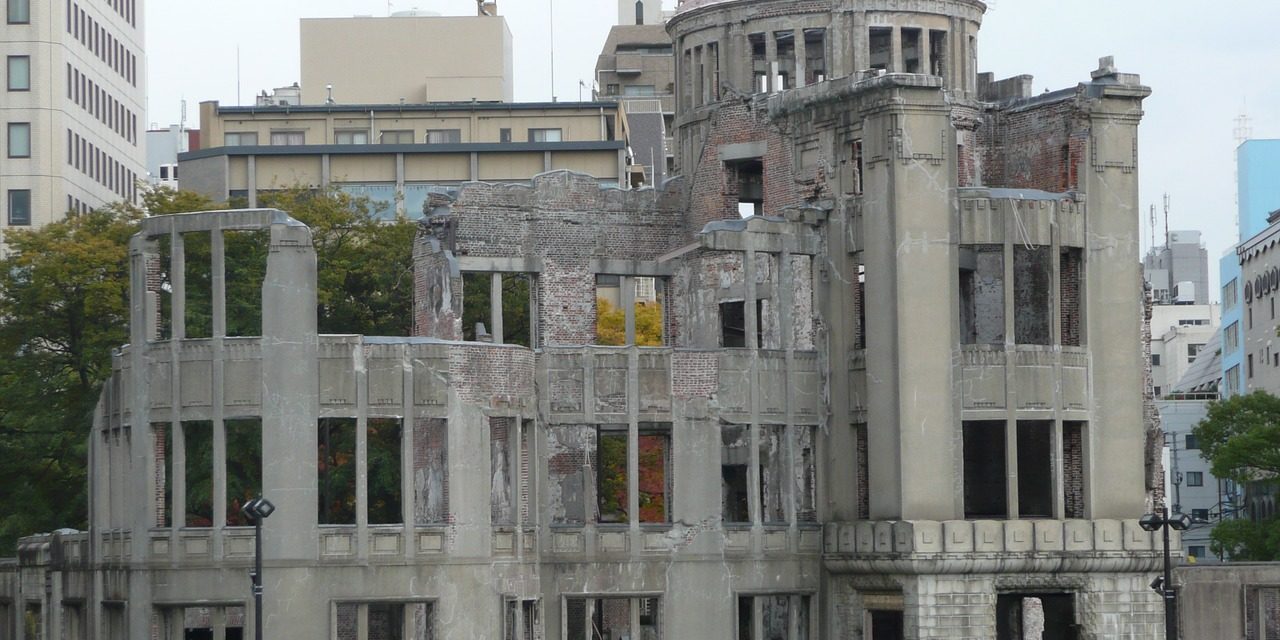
[299,11,513,106]
[0,0,145,237]
[3,1,1173,638]
[1144,230,1209,305]
[145,124,199,190]
[595,0,676,185]
[178,99,635,216]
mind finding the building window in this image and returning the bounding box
[269,131,304,146]
[334,602,435,640]
[869,27,892,71]
[635,0,644,24]
[424,129,461,144]
[595,275,666,346]
[736,594,812,640]
[1151,353,1161,366]
[528,128,562,143]
[1226,322,1240,352]
[565,597,660,640]
[7,0,28,23]
[157,606,245,639]
[1185,434,1199,450]
[7,55,29,91]
[595,423,671,525]
[622,84,657,97]
[605,83,619,95]
[1186,471,1204,487]
[8,122,30,157]
[1188,343,1204,361]
[8,189,31,225]
[1153,386,1162,397]
[1191,509,1209,523]
[1187,544,1206,560]
[499,127,512,143]
[378,130,413,144]
[224,131,258,146]
[1224,279,1238,311]
[334,130,368,145]
[721,423,814,525]
[1249,354,1255,379]
[504,598,541,640]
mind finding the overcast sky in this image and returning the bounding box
[147,0,1280,297]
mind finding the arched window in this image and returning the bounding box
[635,0,644,25]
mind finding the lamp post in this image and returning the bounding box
[1140,507,1192,639]
[241,497,276,640]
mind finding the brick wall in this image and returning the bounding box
[153,424,166,528]
[1064,421,1085,519]
[413,418,449,525]
[979,97,1086,192]
[855,424,869,520]
[1060,248,1083,347]
[447,344,535,405]
[672,351,718,399]
[412,238,461,340]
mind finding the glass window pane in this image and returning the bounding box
[8,0,29,23]
[8,189,30,225]
[8,122,30,157]
[8,56,28,90]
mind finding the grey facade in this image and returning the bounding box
[1144,230,1210,305]
[0,1,1175,638]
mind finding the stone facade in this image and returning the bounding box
[0,1,1169,639]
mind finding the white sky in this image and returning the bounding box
[147,0,1280,296]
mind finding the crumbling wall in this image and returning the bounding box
[1064,421,1085,519]
[1143,283,1166,508]
[412,232,462,340]
[1061,248,1083,347]
[413,418,449,525]
[979,97,1086,192]
[546,425,595,524]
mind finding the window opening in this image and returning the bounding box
[996,594,1077,640]
[597,425,629,524]
[737,595,811,640]
[1187,471,1203,487]
[548,425,591,525]
[901,28,922,73]
[869,28,892,71]
[774,31,795,90]
[804,29,826,84]
[184,420,214,527]
[8,188,30,226]
[760,424,786,524]
[183,232,214,339]
[425,129,462,144]
[8,121,30,157]
[7,0,28,23]
[596,275,665,346]
[928,30,948,77]
[528,128,562,143]
[565,597,659,640]
[379,130,413,144]
[722,424,751,523]
[1017,421,1053,518]
[224,132,257,146]
[963,420,1006,518]
[848,139,864,196]
[639,423,672,524]
[500,127,512,143]
[720,300,764,348]
[318,417,357,525]
[334,130,369,145]
[491,417,515,525]
[268,131,304,145]
[224,418,262,526]
[8,55,29,90]
[154,423,173,527]
[335,602,435,640]
[1014,246,1052,345]
[224,230,268,337]
[368,417,403,524]
[749,33,768,92]
[635,0,644,25]
[504,599,541,640]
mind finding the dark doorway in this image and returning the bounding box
[869,610,904,640]
[996,593,1078,640]
[963,420,1007,518]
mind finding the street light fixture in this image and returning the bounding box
[1139,506,1191,639]
[241,497,275,640]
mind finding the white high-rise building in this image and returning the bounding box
[0,0,144,237]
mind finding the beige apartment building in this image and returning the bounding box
[179,100,633,217]
[0,0,144,237]
[595,0,675,185]
[300,12,513,105]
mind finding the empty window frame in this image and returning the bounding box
[379,130,414,144]
[928,30,948,77]
[269,130,304,146]
[596,275,666,346]
[565,597,659,640]
[868,28,892,71]
[1016,421,1053,518]
[224,131,258,146]
[8,122,30,157]
[737,594,811,640]
[7,55,29,91]
[804,29,826,84]
[749,32,768,93]
[318,418,357,525]
[996,594,1075,640]
[596,423,672,524]
[334,601,435,640]
[184,420,215,527]
[504,598,541,640]
[722,424,751,524]
[721,424,810,525]
[157,605,245,640]
[901,28,922,74]
[368,417,403,525]
[962,420,1006,518]
[727,158,764,217]
[8,189,31,226]
[334,129,369,145]
[773,31,795,90]
[597,425,629,524]
[959,246,1005,345]
[463,272,536,347]
[224,418,262,526]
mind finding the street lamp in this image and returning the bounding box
[1140,507,1192,639]
[241,497,275,640]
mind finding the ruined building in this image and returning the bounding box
[1,1,1171,638]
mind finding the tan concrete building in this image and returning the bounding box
[300,12,514,105]
[179,100,632,216]
[0,0,144,237]
[595,1,676,186]
[2,1,1175,638]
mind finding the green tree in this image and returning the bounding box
[0,186,417,553]
[1192,391,1280,560]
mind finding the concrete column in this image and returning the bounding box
[355,344,369,559]
[395,153,406,217]
[469,152,479,182]
[171,231,186,339]
[399,343,415,559]
[765,33,778,92]
[1002,220,1019,519]
[247,156,257,209]
[212,230,226,338]
[794,29,807,88]
[889,27,902,73]
[491,272,504,343]
[920,31,932,77]
[543,151,553,173]
[321,154,331,187]
[622,276,636,345]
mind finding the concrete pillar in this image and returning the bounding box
[765,32,778,92]
[852,12,868,74]
[491,272,504,343]
[321,154,330,187]
[247,156,257,208]
[794,28,807,88]
[1021,597,1044,640]
[889,27,902,73]
[395,153,406,217]
[469,152,479,182]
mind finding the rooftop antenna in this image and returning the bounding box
[236,46,241,106]
[1163,193,1170,249]
[1149,203,1156,254]
[1234,104,1252,238]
